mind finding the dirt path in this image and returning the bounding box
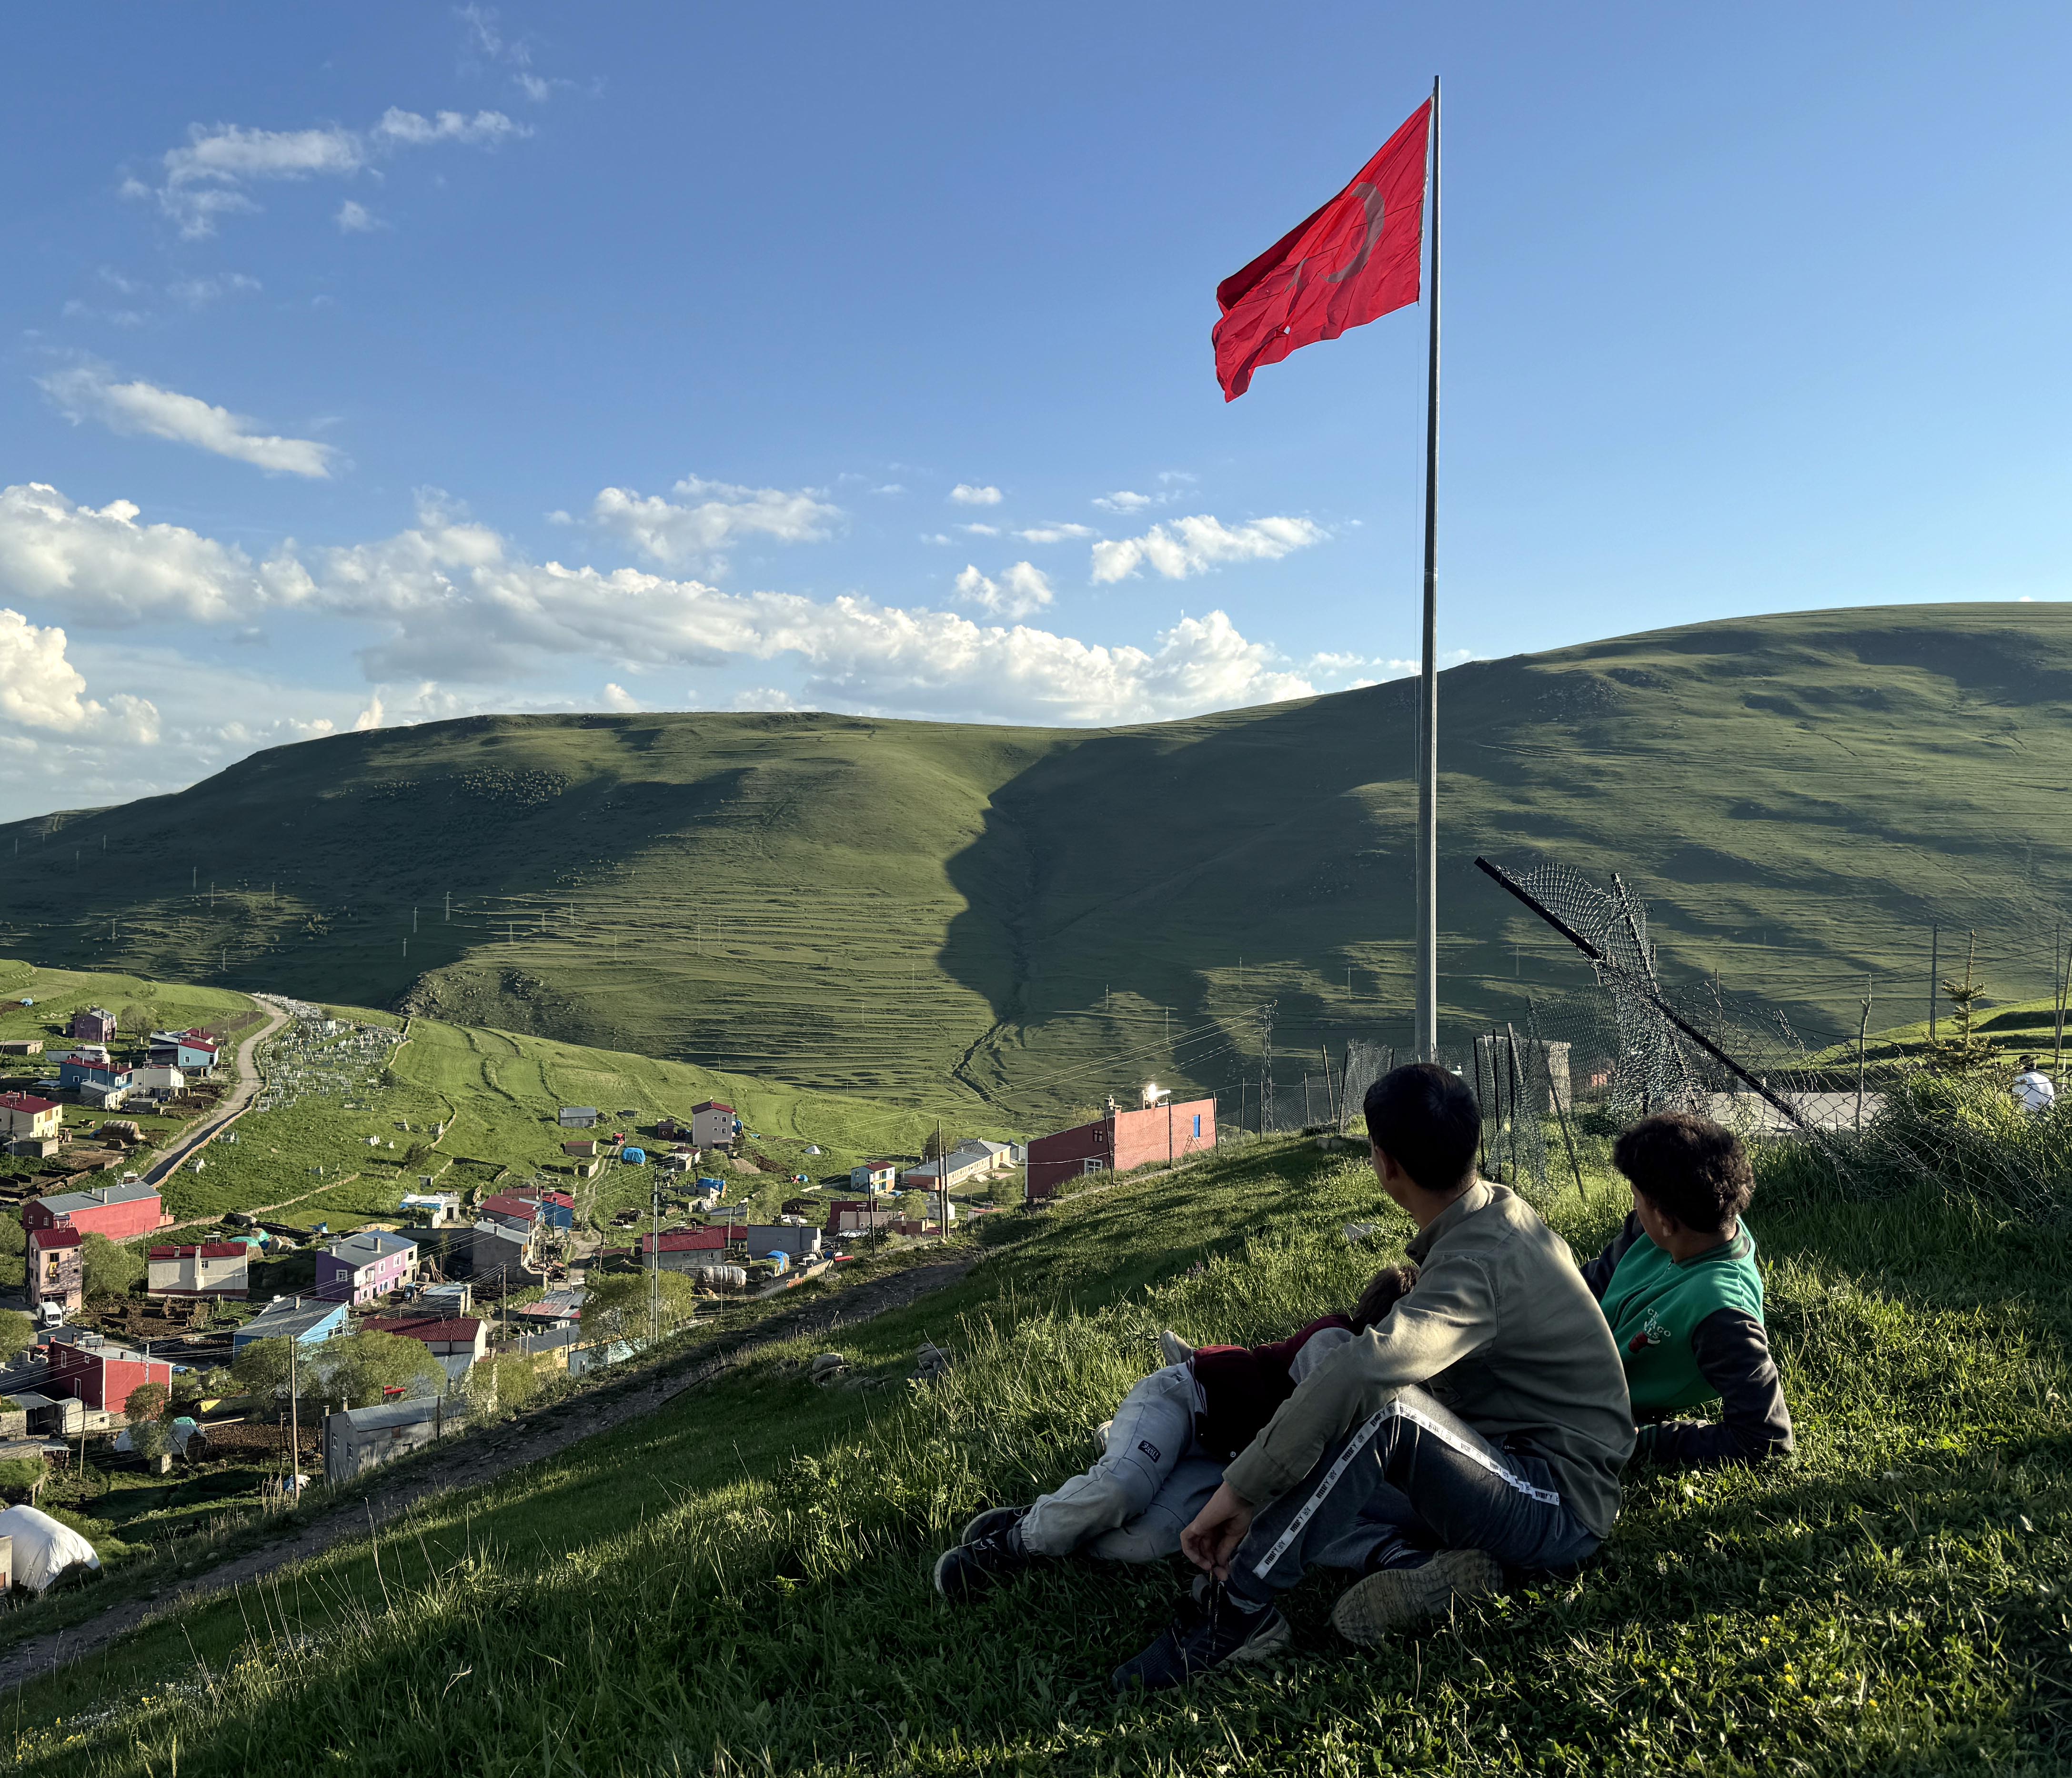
[141,996,292,1188]
[0,1253,976,1688]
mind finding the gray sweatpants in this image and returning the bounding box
[1018,1364,1224,1562]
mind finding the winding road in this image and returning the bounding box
[140,993,292,1188]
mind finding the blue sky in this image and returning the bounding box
[0,2,2066,818]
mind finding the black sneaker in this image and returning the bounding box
[934,1518,1034,1602]
[958,1505,1030,1545]
[1110,1583,1290,1692]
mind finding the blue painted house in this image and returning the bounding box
[231,1297,348,1352]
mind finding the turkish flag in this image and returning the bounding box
[1212,102,1432,401]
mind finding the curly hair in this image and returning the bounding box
[1611,1111,1753,1233]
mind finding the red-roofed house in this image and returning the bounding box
[28,1226,83,1313]
[149,1030,219,1074]
[688,1101,738,1149]
[146,1242,251,1299]
[639,1226,728,1274]
[0,1092,61,1141]
[45,1336,174,1414]
[360,1314,489,1383]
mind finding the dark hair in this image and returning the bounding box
[1612,1112,1753,1233]
[1363,1063,1479,1194]
[2019,1055,2038,1071]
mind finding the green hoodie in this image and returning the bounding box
[1596,1221,1765,1415]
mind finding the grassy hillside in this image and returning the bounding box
[11,1136,2067,1774]
[157,1003,998,1237]
[2,604,2069,1123]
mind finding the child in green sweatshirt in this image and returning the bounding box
[1579,1111,1793,1468]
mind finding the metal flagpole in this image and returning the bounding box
[1415,74,1442,1061]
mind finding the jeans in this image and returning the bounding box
[1019,1364,1224,1562]
[1226,1384,1601,1608]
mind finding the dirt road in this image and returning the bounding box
[0,1253,976,1689]
[141,994,292,1187]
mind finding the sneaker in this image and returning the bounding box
[934,1519,1033,1602]
[1159,1329,1196,1365]
[1110,1583,1290,1692]
[957,1504,1029,1546]
[1328,1548,1504,1645]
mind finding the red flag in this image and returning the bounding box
[1212,102,1432,401]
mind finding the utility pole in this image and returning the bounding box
[1929,923,1939,1044]
[651,1168,662,1348]
[1257,1002,1276,1137]
[1855,976,1873,1131]
[288,1335,300,1503]
[936,1116,947,1243]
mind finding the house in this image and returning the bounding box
[639,1227,728,1274]
[359,1314,488,1384]
[419,1281,472,1317]
[79,1079,131,1111]
[68,1008,118,1043]
[58,1056,132,1096]
[21,1179,167,1240]
[562,1139,597,1159]
[1025,1095,1216,1202]
[315,1229,417,1304]
[901,1142,1002,1193]
[537,1189,576,1232]
[512,1286,585,1328]
[399,1191,462,1226]
[27,1227,83,1314]
[147,1030,219,1074]
[743,1224,823,1260]
[457,1220,540,1290]
[146,1242,251,1299]
[480,1192,543,1234]
[232,1297,349,1351]
[826,1201,908,1236]
[688,1101,738,1149]
[0,1038,44,1056]
[324,1395,471,1483]
[0,1092,62,1141]
[43,1334,174,1415]
[849,1158,899,1193]
[558,1106,599,1129]
[125,1065,184,1100]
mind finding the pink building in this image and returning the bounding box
[21,1179,167,1241]
[315,1229,417,1304]
[27,1226,83,1313]
[69,1007,118,1043]
[1026,1096,1216,1202]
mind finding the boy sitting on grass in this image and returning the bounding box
[1579,1111,1793,1468]
[934,1263,1420,1597]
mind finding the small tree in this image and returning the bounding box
[922,1129,957,1163]
[231,1337,297,1414]
[0,1213,23,1257]
[313,1330,444,1411]
[0,1308,33,1366]
[79,1232,144,1300]
[125,1381,171,1462]
[1932,933,1998,1074]
[0,1455,47,1505]
[464,1354,543,1417]
[583,1269,699,1344]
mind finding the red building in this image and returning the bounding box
[20,1179,167,1240]
[44,1336,175,1414]
[1025,1096,1217,1202]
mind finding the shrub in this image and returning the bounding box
[80,1232,144,1299]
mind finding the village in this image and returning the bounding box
[0,984,1225,1585]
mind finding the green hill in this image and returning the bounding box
[12,1137,2068,1774]
[2,603,2067,1122]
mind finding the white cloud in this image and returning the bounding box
[40,365,341,479]
[139,107,527,237]
[0,610,157,740]
[1090,514,1328,584]
[602,681,640,712]
[960,523,1000,537]
[335,199,383,233]
[728,687,809,713]
[873,484,905,496]
[167,272,262,307]
[0,482,303,624]
[352,692,385,731]
[949,484,1003,506]
[1157,471,1198,486]
[589,475,842,568]
[1015,523,1097,544]
[951,561,1054,620]
[920,533,954,546]
[0,483,1317,744]
[1094,490,1154,512]
[370,107,525,148]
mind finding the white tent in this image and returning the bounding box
[0,1505,101,1593]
